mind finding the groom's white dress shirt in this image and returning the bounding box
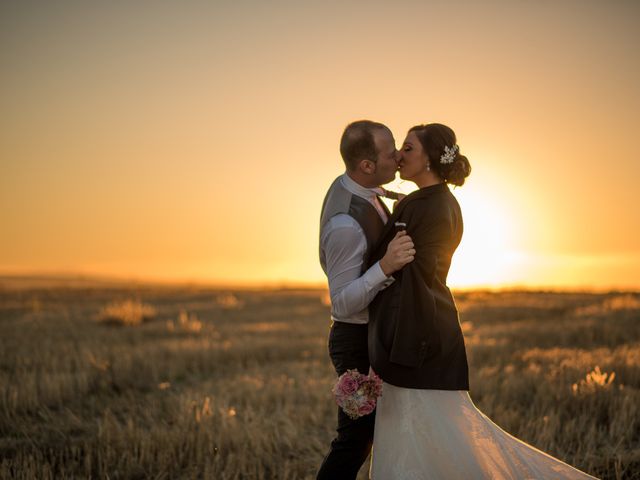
[320,174,394,325]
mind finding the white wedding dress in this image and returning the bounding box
[370,383,598,479]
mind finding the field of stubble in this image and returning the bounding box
[0,283,639,479]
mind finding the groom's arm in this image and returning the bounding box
[321,215,394,321]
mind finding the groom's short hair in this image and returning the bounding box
[340,120,389,171]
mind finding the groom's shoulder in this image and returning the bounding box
[325,174,345,191]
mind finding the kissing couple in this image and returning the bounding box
[317,120,597,479]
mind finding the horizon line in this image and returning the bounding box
[0,271,638,293]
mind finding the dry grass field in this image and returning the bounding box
[0,281,639,479]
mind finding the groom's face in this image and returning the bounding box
[371,129,400,186]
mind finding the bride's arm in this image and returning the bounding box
[388,201,450,367]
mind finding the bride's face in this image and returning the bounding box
[399,131,429,181]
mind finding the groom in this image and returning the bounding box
[317,120,415,480]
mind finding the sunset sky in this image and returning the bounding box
[1,0,639,289]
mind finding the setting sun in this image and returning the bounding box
[448,186,516,288]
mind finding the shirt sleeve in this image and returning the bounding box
[321,215,394,322]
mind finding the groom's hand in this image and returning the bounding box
[379,231,415,276]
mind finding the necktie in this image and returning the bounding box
[372,187,401,200]
[381,188,401,200]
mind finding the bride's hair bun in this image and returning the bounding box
[446,152,471,187]
[408,123,471,187]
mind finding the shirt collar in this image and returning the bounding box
[340,173,384,201]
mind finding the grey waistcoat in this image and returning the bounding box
[319,176,386,275]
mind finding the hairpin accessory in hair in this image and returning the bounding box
[440,145,458,164]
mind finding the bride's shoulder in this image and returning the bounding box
[401,193,454,228]
[403,191,446,211]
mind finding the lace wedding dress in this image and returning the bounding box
[370,383,598,479]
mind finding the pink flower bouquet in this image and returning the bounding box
[332,369,383,419]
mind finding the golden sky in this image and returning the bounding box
[1,0,639,289]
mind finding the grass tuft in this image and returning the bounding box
[97,299,157,326]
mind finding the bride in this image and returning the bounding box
[366,123,597,479]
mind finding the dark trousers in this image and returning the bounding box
[317,322,375,480]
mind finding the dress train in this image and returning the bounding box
[370,383,597,479]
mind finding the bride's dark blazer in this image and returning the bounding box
[367,182,469,390]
